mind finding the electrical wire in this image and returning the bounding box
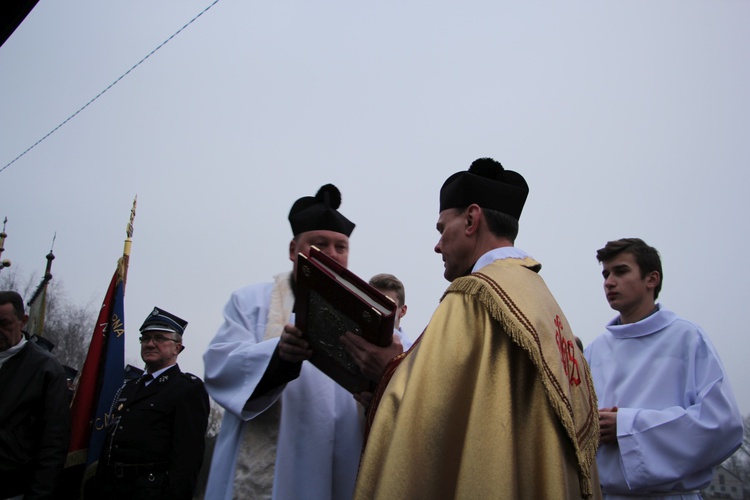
[1,0,221,174]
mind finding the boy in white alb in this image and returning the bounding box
[584,238,743,499]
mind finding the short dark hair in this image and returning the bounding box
[482,207,519,242]
[596,238,663,299]
[0,291,25,320]
[450,206,519,243]
[369,274,405,307]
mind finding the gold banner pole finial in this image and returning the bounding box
[118,196,137,291]
[126,195,137,242]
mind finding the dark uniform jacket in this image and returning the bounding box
[100,363,209,500]
[0,341,71,499]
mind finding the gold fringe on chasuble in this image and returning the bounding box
[444,261,599,498]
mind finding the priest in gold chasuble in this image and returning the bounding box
[354,158,601,499]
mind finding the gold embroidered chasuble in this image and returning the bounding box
[355,257,601,499]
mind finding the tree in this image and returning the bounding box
[207,399,224,438]
[0,265,33,297]
[0,266,96,372]
[42,280,97,371]
[723,413,750,484]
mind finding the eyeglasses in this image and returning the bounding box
[138,334,180,345]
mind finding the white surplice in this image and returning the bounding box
[584,305,743,498]
[203,272,410,500]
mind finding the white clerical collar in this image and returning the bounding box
[472,246,530,273]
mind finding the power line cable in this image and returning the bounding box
[1,0,221,174]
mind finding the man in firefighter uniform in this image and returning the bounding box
[98,307,209,500]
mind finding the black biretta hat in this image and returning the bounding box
[439,158,529,220]
[140,307,188,336]
[288,184,355,237]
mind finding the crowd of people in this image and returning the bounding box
[1,158,743,499]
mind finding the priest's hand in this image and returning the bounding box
[598,406,618,446]
[279,323,313,363]
[340,332,403,382]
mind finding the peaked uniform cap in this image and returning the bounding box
[140,307,188,336]
[439,157,529,220]
[288,183,355,237]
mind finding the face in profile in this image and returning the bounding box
[434,208,472,282]
[378,289,407,330]
[601,252,657,316]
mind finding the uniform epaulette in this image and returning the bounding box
[181,372,203,383]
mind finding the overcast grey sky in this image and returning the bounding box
[1,1,748,414]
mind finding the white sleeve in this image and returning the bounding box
[615,334,743,490]
[203,284,283,419]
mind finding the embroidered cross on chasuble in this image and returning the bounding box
[359,257,600,499]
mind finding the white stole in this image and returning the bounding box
[233,272,294,499]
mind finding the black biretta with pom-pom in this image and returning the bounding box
[288,183,356,236]
[439,157,529,220]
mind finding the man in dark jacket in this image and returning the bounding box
[98,307,209,500]
[0,291,71,499]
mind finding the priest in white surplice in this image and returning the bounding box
[203,184,408,500]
